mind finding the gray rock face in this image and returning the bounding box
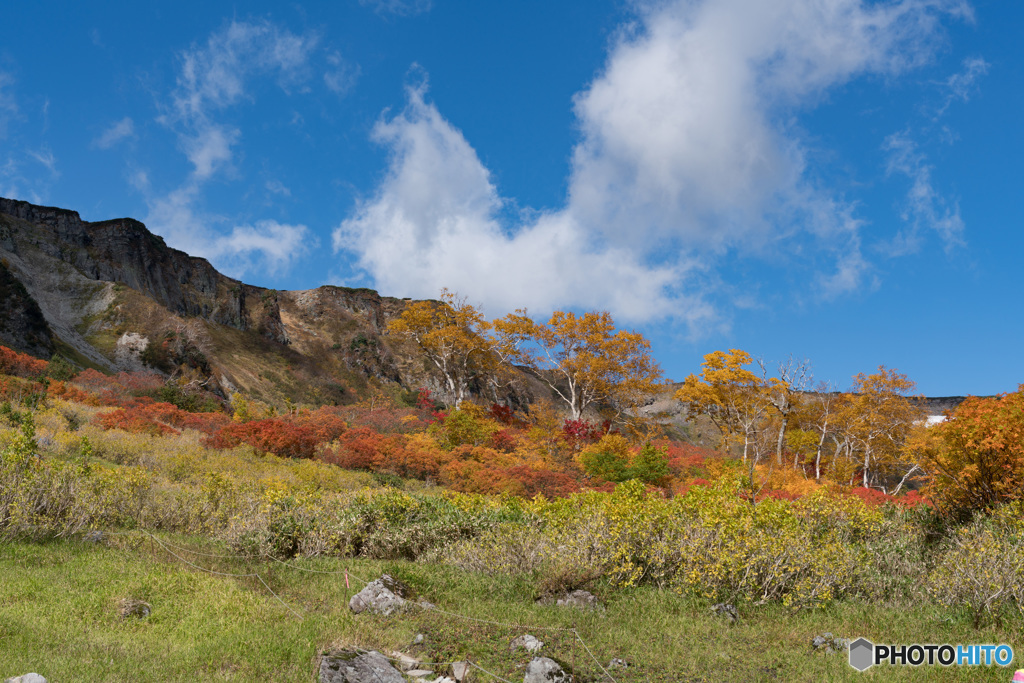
[710,602,739,622]
[555,590,602,610]
[812,633,850,654]
[451,661,470,681]
[349,575,407,616]
[4,675,47,683]
[510,634,545,652]
[523,657,571,683]
[0,197,288,343]
[318,650,405,683]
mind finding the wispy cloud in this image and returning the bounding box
[359,0,432,17]
[28,148,58,178]
[93,116,136,149]
[324,51,360,96]
[883,132,964,255]
[336,0,969,327]
[936,55,989,116]
[141,19,322,279]
[265,179,291,197]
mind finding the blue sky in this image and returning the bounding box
[2,0,1020,396]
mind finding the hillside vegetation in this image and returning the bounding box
[2,343,1024,680]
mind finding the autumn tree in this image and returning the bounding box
[387,289,495,408]
[845,366,920,490]
[676,349,770,463]
[908,387,1024,518]
[494,309,662,421]
[758,356,812,466]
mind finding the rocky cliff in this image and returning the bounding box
[0,197,461,406]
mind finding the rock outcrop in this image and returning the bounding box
[0,197,286,343]
[318,650,404,683]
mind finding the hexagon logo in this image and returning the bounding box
[849,638,874,671]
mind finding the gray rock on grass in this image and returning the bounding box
[710,603,739,622]
[451,661,471,681]
[348,575,407,616]
[523,657,572,683]
[812,633,851,654]
[555,590,602,611]
[4,676,47,683]
[510,634,545,652]
[318,650,405,683]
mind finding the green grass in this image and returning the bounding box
[1,535,1019,682]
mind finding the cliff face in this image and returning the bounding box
[0,198,286,344]
[0,196,482,406]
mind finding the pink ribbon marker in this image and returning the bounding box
[345,571,350,589]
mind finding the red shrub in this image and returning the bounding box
[207,409,347,459]
[500,465,580,498]
[95,407,180,437]
[561,418,610,451]
[0,345,48,378]
[490,428,517,453]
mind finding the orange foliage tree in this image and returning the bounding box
[675,349,769,462]
[387,289,496,408]
[909,387,1024,518]
[494,310,662,420]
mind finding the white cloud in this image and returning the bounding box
[140,19,322,280]
[171,20,319,123]
[144,183,314,278]
[936,55,988,116]
[28,148,58,178]
[265,179,291,196]
[182,124,239,180]
[211,221,314,276]
[883,132,964,254]
[359,0,432,17]
[324,51,360,96]
[93,117,136,149]
[566,0,967,256]
[334,86,713,324]
[336,0,968,326]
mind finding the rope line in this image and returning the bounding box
[420,603,572,632]
[573,629,618,683]
[469,661,516,682]
[108,529,615,677]
[143,531,304,621]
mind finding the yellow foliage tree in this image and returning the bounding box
[844,366,920,490]
[676,349,770,463]
[494,309,662,421]
[387,289,495,408]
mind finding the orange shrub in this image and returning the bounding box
[0,345,47,378]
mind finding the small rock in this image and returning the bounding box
[4,675,47,683]
[812,633,850,654]
[451,661,470,681]
[555,590,602,611]
[319,650,405,683]
[523,657,572,683]
[412,633,425,645]
[608,657,628,668]
[510,634,544,652]
[83,529,105,543]
[433,678,457,683]
[389,652,420,671]
[405,669,434,678]
[349,575,407,616]
[710,603,738,623]
[118,598,151,620]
